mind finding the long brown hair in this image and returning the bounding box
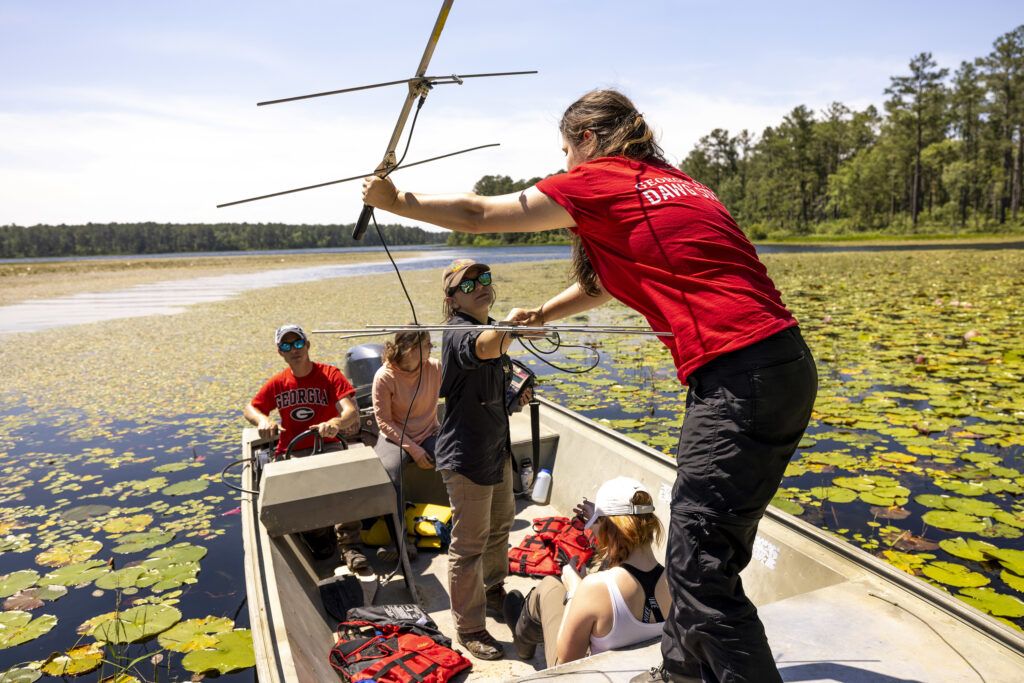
[559,89,666,165]
[561,89,664,296]
[593,490,663,567]
[383,329,430,366]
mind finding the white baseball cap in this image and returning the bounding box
[583,476,657,530]
[274,324,307,346]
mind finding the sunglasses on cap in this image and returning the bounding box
[451,270,492,295]
[278,338,307,352]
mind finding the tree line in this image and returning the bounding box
[456,25,1024,244]
[0,222,447,259]
[680,25,1024,237]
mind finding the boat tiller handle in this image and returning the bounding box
[352,204,374,240]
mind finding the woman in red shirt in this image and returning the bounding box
[363,89,817,683]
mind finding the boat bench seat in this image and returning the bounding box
[258,444,396,537]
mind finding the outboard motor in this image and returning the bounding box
[343,344,385,440]
[344,343,385,409]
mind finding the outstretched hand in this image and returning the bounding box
[507,307,543,327]
[573,498,595,523]
[506,307,547,339]
[362,176,398,211]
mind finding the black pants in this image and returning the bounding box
[661,327,817,683]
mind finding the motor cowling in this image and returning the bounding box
[344,343,384,410]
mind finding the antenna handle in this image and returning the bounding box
[353,204,374,240]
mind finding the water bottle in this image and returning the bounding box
[531,468,552,504]
[520,458,534,492]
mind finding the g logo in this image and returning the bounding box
[291,407,315,422]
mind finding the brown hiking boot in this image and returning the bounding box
[340,545,368,571]
[457,629,504,660]
[485,584,507,621]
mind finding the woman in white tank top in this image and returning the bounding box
[504,477,670,667]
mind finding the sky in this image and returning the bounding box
[1,1,1020,230]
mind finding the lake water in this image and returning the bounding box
[4,241,1023,336]
[0,246,568,335]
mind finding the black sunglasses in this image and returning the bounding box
[452,270,492,295]
[278,338,307,352]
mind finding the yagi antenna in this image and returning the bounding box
[217,0,537,239]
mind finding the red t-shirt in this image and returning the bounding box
[536,156,797,382]
[251,362,356,455]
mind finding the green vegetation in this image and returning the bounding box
[0,222,446,259]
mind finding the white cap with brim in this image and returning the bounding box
[583,476,656,530]
[275,324,307,346]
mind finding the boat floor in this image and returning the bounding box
[313,493,1021,682]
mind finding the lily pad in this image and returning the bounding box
[985,548,1024,577]
[34,540,103,567]
[61,504,112,521]
[809,486,857,503]
[0,571,39,598]
[153,462,191,473]
[161,479,209,496]
[90,603,181,643]
[1002,570,1024,594]
[0,611,58,649]
[137,561,201,593]
[158,616,234,652]
[939,537,998,562]
[957,587,1024,618]
[914,494,951,509]
[94,566,149,591]
[181,629,255,675]
[40,560,109,587]
[145,542,207,565]
[102,514,153,534]
[0,668,41,683]
[4,585,67,611]
[859,486,910,507]
[112,531,175,554]
[41,643,104,676]
[833,476,878,492]
[943,497,1001,517]
[770,496,804,516]
[921,561,990,588]
[921,510,986,533]
[992,510,1024,529]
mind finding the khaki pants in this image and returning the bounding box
[525,575,568,667]
[441,457,515,633]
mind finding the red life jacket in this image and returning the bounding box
[508,516,596,577]
[330,621,472,683]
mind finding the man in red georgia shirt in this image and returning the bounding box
[243,323,367,570]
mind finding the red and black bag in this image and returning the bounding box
[508,516,596,577]
[330,620,472,683]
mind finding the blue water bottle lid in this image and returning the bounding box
[539,468,551,474]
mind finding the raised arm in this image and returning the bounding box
[363,178,575,234]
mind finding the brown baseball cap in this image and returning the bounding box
[442,258,489,292]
